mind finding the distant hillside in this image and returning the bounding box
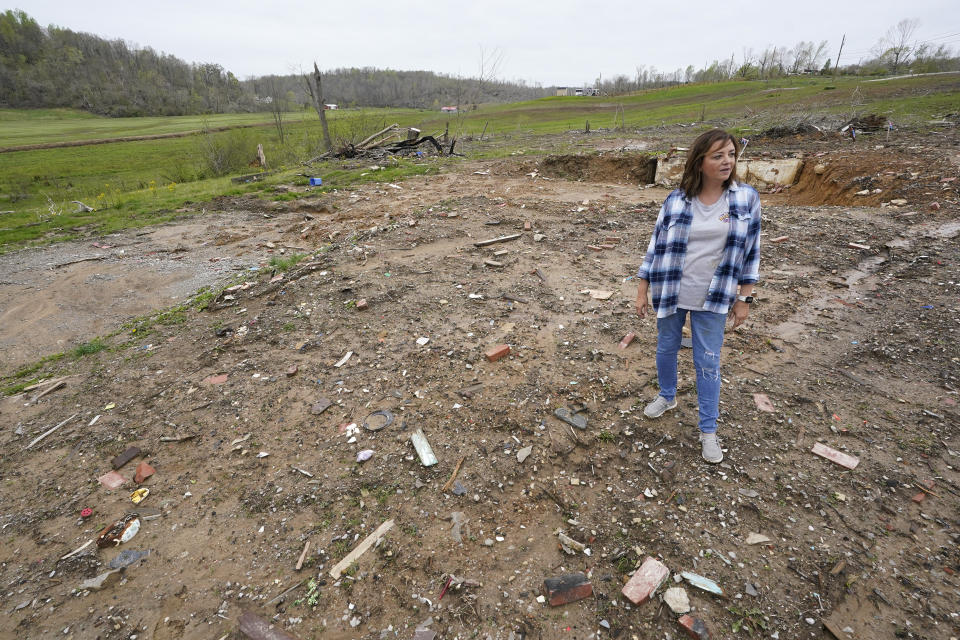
[0,10,548,117]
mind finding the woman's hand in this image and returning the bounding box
[729,300,750,328]
[635,282,650,318]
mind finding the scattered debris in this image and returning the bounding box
[663,586,691,614]
[98,470,128,490]
[485,344,511,362]
[108,549,150,569]
[362,409,394,431]
[410,428,438,466]
[96,514,141,548]
[111,446,141,470]
[622,557,669,604]
[678,614,712,640]
[680,571,724,596]
[811,442,860,469]
[752,393,775,412]
[24,413,78,450]
[329,519,395,579]
[79,569,124,592]
[745,533,772,545]
[542,573,593,606]
[553,407,587,430]
[134,461,155,483]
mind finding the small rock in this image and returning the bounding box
[745,582,759,597]
[533,233,546,242]
[663,587,691,614]
[814,163,827,174]
[517,445,532,463]
[745,533,771,545]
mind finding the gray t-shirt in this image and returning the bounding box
[677,192,730,311]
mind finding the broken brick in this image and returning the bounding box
[542,573,593,606]
[356,298,368,310]
[286,364,298,377]
[586,245,603,252]
[134,461,155,484]
[524,221,532,231]
[97,471,127,490]
[111,446,141,470]
[621,556,669,604]
[203,373,228,385]
[678,614,712,640]
[911,492,926,503]
[771,235,790,243]
[485,344,510,362]
[618,332,636,349]
[604,236,621,243]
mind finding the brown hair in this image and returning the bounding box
[679,129,740,198]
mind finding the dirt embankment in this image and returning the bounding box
[0,126,958,640]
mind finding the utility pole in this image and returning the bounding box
[833,34,845,78]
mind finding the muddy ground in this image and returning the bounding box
[0,124,959,640]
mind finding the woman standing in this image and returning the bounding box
[635,129,761,463]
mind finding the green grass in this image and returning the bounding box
[268,252,307,272]
[0,74,956,256]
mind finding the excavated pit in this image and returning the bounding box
[538,153,657,184]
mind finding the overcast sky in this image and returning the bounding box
[15,0,960,86]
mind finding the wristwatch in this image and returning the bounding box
[737,295,754,303]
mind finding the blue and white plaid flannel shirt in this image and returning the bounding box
[637,181,761,318]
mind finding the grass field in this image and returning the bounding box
[1,74,957,254]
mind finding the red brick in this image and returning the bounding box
[134,461,155,484]
[604,236,621,243]
[485,344,510,362]
[772,235,790,243]
[203,373,228,385]
[286,364,298,377]
[98,471,127,490]
[542,573,593,606]
[599,244,617,250]
[586,245,603,252]
[678,614,712,640]
[618,332,636,350]
[911,492,926,503]
[356,299,368,310]
[524,221,532,231]
[621,556,669,604]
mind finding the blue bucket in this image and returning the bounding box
[309,177,323,186]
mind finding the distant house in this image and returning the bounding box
[555,87,598,97]
[323,103,338,110]
[441,106,458,113]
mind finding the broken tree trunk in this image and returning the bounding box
[357,124,400,149]
[309,62,333,152]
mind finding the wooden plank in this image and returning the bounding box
[329,519,395,579]
[25,413,78,450]
[473,233,521,248]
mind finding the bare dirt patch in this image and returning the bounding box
[0,126,958,640]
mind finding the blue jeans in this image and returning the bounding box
[655,309,727,434]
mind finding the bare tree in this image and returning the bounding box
[269,78,285,145]
[475,46,505,107]
[875,19,920,73]
[302,61,332,151]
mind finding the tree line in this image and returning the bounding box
[2,10,957,116]
[593,20,958,95]
[0,10,546,116]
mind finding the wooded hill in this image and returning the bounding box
[0,10,547,117]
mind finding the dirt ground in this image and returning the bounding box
[1,124,959,640]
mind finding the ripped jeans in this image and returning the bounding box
[654,309,727,434]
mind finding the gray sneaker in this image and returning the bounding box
[700,432,723,464]
[644,396,677,418]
